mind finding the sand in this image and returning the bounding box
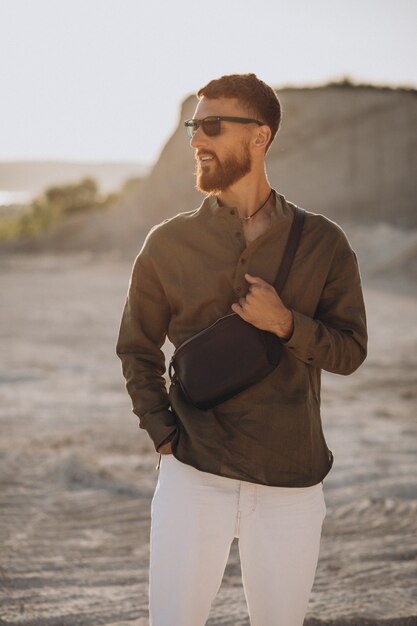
[0,252,416,625]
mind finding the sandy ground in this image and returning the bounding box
[0,253,416,625]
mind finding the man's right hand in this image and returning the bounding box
[157,429,177,454]
[158,441,173,455]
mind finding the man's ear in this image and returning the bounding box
[254,126,271,150]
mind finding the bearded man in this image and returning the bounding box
[116,73,367,626]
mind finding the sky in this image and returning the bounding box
[0,0,416,167]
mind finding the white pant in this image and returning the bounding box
[149,454,326,626]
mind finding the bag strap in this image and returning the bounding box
[274,206,305,293]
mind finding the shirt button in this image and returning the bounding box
[307,357,313,361]
[240,258,246,264]
[230,209,235,216]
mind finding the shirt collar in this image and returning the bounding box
[205,188,284,221]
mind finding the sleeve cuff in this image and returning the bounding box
[137,409,178,452]
[283,309,317,361]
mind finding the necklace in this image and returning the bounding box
[240,189,273,222]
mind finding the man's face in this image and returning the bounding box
[190,97,254,194]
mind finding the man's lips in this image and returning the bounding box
[196,152,216,163]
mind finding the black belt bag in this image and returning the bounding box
[168,207,305,410]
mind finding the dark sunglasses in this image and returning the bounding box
[184,115,264,139]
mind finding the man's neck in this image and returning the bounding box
[217,173,271,220]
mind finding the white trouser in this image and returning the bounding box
[149,453,326,626]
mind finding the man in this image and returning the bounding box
[116,73,367,626]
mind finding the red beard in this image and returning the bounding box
[195,141,252,194]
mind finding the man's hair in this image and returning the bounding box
[197,73,281,152]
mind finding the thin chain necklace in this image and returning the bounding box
[240,189,273,222]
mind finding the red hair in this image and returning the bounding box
[197,73,281,152]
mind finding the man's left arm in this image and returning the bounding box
[282,244,367,375]
[232,236,367,376]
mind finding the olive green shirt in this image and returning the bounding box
[116,190,367,487]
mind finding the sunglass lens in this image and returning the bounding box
[202,118,220,136]
[184,117,221,138]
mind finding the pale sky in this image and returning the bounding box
[0,0,416,166]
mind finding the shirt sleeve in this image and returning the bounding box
[116,239,178,452]
[283,234,367,375]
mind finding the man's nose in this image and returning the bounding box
[190,126,207,149]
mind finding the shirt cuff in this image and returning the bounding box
[138,409,178,452]
[282,309,317,361]
[156,428,178,452]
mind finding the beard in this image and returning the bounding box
[195,140,252,194]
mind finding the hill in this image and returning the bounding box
[133,82,417,231]
[2,82,417,291]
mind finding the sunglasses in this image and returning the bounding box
[184,116,264,139]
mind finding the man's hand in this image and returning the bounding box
[231,274,294,340]
[157,429,177,455]
[158,442,173,455]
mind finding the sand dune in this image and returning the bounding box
[0,254,416,624]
